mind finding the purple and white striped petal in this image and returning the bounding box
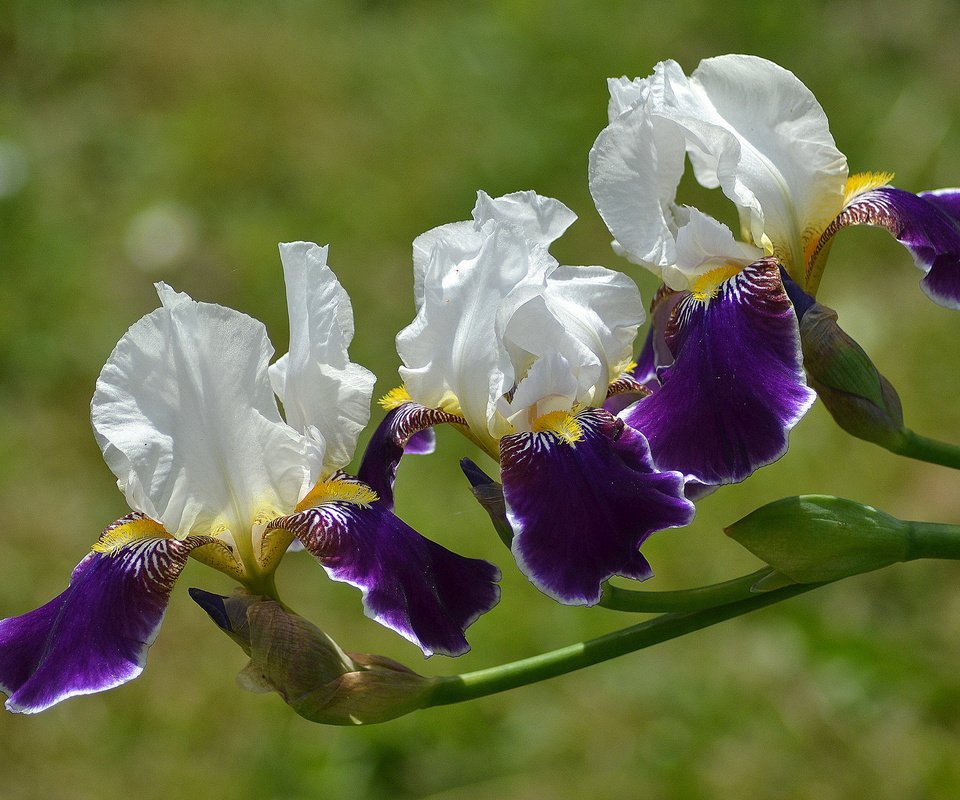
[500,408,694,606]
[357,402,466,510]
[817,186,960,309]
[0,514,214,714]
[622,258,816,485]
[267,478,500,657]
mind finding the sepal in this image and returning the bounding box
[460,458,514,547]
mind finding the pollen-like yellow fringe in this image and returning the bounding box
[690,262,744,301]
[379,385,412,410]
[844,171,895,205]
[296,478,379,511]
[532,410,584,444]
[92,515,169,555]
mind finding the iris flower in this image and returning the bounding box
[0,242,499,714]
[589,54,960,488]
[377,191,694,606]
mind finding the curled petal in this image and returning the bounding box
[472,190,577,247]
[267,479,500,657]
[0,514,214,713]
[816,187,960,309]
[500,408,694,605]
[397,220,554,446]
[588,83,687,271]
[269,242,376,473]
[92,286,321,538]
[357,402,465,510]
[504,265,646,407]
[622,258,815,485]
[658,55,847,272]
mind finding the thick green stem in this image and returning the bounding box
[906,521,960,561]
[890,428,960,470]
[428,580,822,707]
[599,568,775,612]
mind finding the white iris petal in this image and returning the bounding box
[590,54,848,280]
[269,242,376,476]
[92,243,371,548]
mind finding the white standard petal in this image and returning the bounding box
[498,351,579,431]
[471,190,577,247]
[589,74,688,273]
[269,242,375,475]
[664,206,764,291]
[92,289,322,540]
[606,76,647,121]
[657,54,848,272]
[397,220,554,446]
[503,265,645,407]
[412,221,478,312]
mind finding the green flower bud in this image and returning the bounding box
[190,589,436,725]
[799,302,905,449]
[725,495,911,583]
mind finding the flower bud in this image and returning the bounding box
[798,302,905,449]
[725,495,911,583]
[190,589,436,725]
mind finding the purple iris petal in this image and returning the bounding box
[622,258,815,485]
[358,402,465,509]
[267,480,500,657]
[0,516,212,713]
[825,187,960,309]
[500,407,694,606]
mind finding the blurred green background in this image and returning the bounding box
[3,1,960,798]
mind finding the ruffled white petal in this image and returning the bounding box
[659,55,848,271]
[92,288,323,540]
[498,351,579,431]
[398,219,553,446]
[412,221,476,312]
[588,79,687,272]
[409,191,571,311]
[592,55,848,275]
[664,206,764,290]
[269,242,375,474]
[503,265,645,406]
[472,190,577,246]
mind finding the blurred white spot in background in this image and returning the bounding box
[124,203,198,272]
[0,140,30,198]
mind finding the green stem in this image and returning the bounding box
[599,567,775,612]
[890,428,960,470]
[906,521,960,561]
[428,580,823,707]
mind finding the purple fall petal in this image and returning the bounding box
[0,516,213,713]
[267,478,500,657]
[622,258,815,485]
[500,408,694,606]
[358,402,465,509]
[822,187,960,309]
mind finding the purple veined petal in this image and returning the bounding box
[357,402,466,510]
[404,429,436,455]
[266,477,500,657]
[500,407,694,606]
[622,258,816,485]
[919,188,960,223]
[816,186,960,309]
[0,513,215,714]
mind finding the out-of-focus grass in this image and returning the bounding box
[2,2,960,798]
